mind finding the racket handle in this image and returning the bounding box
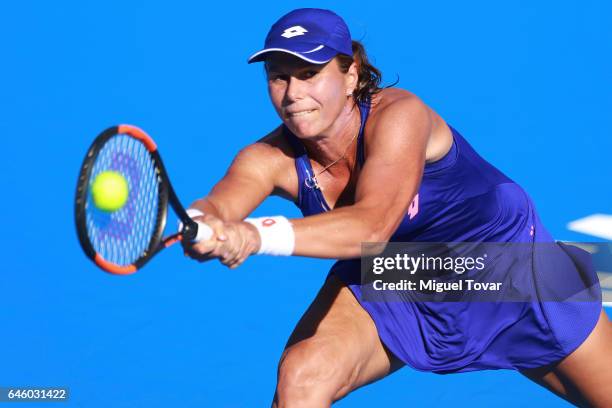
[178,209,213,242]
[193,221,213,242]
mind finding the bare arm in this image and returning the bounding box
[188,139,283,221]
[291,96,431,259]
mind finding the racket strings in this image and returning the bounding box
[85,134,160,266]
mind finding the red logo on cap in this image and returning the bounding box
[262,218,276,227]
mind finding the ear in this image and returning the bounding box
[344,61,359,95]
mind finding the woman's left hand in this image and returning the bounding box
[216,221,261,268]
[184,218,261,269]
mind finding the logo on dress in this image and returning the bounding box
[407,194,419,220]
[282,26,308,38]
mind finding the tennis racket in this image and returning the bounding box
[75,124,212,275]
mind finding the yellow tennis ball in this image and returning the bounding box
[91,171,129,212]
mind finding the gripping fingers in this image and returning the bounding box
[218,229,242,266]
[183,217,254,268]
[218,223,252,268]
[201,214,227,241]
[183,214,227,261]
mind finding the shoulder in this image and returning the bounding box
[233,126,294,167]
[368,88,430,128]
[366,88,453,163]
[230,126,298,198]
[362,88,432,152]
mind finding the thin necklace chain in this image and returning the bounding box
[306,119,361,189]
[315,129,359,176]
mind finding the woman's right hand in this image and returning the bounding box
[182,213,229,262]
[182,213,261,268]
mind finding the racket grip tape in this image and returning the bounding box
[179,208,213,242]
[193,221,213,241]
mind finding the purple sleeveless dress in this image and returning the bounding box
[283,98,601,373]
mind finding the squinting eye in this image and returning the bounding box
[269,74,287,82]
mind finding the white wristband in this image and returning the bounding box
[245,216,295,256]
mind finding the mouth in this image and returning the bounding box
[286,109,316,118]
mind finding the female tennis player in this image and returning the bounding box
[183,8,612,407]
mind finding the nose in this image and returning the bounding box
[284,76,305,104]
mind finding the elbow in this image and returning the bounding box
[346,205,402,258]
[346,223,390,260]
[364,227,387,244]
[364,219,395,244]
[354,206,398,243]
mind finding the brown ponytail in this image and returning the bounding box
[336,40,386,104]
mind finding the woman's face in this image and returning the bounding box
[266,53,357,138]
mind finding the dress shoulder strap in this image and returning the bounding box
[356,97,371,166]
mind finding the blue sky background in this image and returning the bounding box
[0,1,610,407]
